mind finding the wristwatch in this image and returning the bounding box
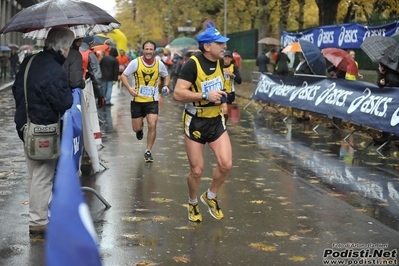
[202,92,207,100]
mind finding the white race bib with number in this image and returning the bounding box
[138,85,155,97]
[201,76,223,93]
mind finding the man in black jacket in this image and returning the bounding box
[295,53,313,75]
[256,49,270,73]
[100,47,119,105]
[12,26,75,234]
[80,36,105,108]
[62,38,86,90]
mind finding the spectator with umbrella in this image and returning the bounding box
[374,61,399,144]
[256,49,270,73]
[12,26,75,235]
[345,50,363,80]
[295,53,313,75]
[377,62,399,88]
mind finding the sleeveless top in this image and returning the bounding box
[133,57,160,103]
[185,56,224,118]
[223,64,235,93]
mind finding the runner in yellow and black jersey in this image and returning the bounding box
[174,27,232,223]
[222,50,242,120]
[121,40,170,163]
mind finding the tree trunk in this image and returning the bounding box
[315,0,340,26]
[297,0,305,30]
[278,0,291,40]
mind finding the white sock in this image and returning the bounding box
[207,189,216,199]
[189,198,198,205]
[145,149,150,153]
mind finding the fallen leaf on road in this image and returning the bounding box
[288,256,306,261]
[298,228,313,234]
[289,235,303,241]
[297,216,308,219]
[249,242,277,252]
[328,193,343,197]
[123,216,150,222]
[273,231,289,236]
[173,256,190,263]
[175,226,195,230]
[153,216,171,221]
[251,200,265,204]
[123,234,144,239]
[150,197,173,203]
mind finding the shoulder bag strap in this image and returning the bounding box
[23,54,37,123]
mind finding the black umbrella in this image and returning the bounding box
[0,0,119,34]
[298,39,326,76]
[360,36,397,63]
[380,42,399,72]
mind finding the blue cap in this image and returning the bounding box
[83,36,94,45]
[196,28,229,45]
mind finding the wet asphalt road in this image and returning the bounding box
[0,83,399,266]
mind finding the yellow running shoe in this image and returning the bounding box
[188,203,202,222]
[200,191,224,220]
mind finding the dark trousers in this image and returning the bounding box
[10,66,18,79]
[1,66,6,79]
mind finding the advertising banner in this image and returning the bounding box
[253,74,399,134]
[283,21,399,49]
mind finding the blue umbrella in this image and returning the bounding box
[0,46,11,52]
[298,39,326,76]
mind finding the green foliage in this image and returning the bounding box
[114,0,399,48]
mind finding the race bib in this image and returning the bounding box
[201,76,223,93]
[224,73,231,80]
[138,85,155,97]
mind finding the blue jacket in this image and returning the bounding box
[12,48,73,141]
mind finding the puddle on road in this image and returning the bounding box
[229,102,399,232]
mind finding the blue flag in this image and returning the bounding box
[46,89,102,266]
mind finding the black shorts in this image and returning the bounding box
[183,110,226,144]
[227,92,236,104]
[130,101,159,118]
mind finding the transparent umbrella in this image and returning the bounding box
[0,0,120,34]
[22,23,120,40]
[169,37,198,47]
